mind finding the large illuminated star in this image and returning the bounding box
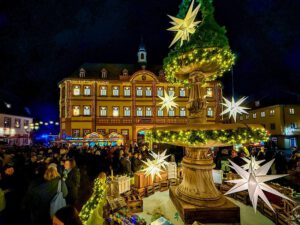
[225,159,290,212]
[241,156,265,172]
[150,149,170,170]
[220,97,249,122]
[142,159,163,180]
[158,91,178,113]
[167,0,201,47]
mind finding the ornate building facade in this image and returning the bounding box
[58,44,222,143]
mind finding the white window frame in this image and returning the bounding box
[261,111,266,117]
[100,86,107,96]
[168,87,175,96]
[136,87,143,97]
[253,113,257,119]
[84,86,91,96]
[146,107,152,117]
[100,107,107,117]
[207,107,213,117]
[289,108,295,115]
[206,87,213,97]
[112,86,119,96]
[179,107,186,117]
[83,106,91,116]
[112,107,119,117]
[157,87,163,97]
[145,87,152,97]
[179,88,185,97]
[73,106,80,116]
[136,107,143,117]
[270,109,275,116]
[157,109,164,117]
[73,86,80,96]
[168,108,175,117]
[124,107,131,117]
[124,87,131,96]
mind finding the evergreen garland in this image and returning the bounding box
[145,128,270,146]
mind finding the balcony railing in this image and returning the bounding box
[96,117,187,125]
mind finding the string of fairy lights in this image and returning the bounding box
[28,120,60,130]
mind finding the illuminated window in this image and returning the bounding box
[84,86,91,96]
[168,87,175,96]
[289,108,295,115]
[100,107,107,116]
[24,120,29,129]
[73,85,80,96]
[157,87,164,97]
[253,113,257,119]
[207,107,213,117]
[180,107,186,117]
[112,107,119,117]
[97,129,106,135]
[157,109,164,117]
[112,86,119,96]
[100,86,107,96]
[240,116,243,121]
[124,87,131,96]
[4,117,11,128]
[261,111,266,117]
[73,106,80,116]
[121,129,129,137]
[179,88,185,97]
[291,123,297,129]
[145,87,152,96]
[206,88,213,97]
[124,107,131,116]
[168,108,175,117]
[136,87,143,96]
[136,107,143,116]
[72,129,80,137]
[83,106,91,116]
[270,109,275,116]
[15,119,21,128]
[146,107,152,116]
[83,129,91,136]
[245,115,249,120]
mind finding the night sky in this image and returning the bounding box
[1,0,300,120]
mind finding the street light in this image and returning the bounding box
[39,121,43,124]
[44,122,49,126]
[55,122,59,126]
[49,121,54,124]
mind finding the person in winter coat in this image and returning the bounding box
[120,153,131,175]
[63,159,80,206]
[25,166,68,225]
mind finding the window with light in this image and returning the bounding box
[289,108,295,114]
[157,87,163,97]
[100,107,107,116]
[15,119,21,128]
[180,107,186,117]
[112,107,119,117]
[261,111,266,117]
[4,117,11,128]
[146,87,152,96]
[100,86,107,96]
[136,107,143,116]
[168,87,175,96]
[270,109,275,116]
[124,107,131,116]
[207,107,213,117]
[84,86,91,96]
[73,106,80,116]
[246,115,249,119]
[240,116,243,121]
[168,108,175,117]
[179,88,185,97]
[206,87,213,97]
[124,87,131,96]
[73,85,80,96]
[83,106,91,116]
[157,109,164,117]
[72,129,80,137]
[146,107,152,116]
[112,86,119,96]
[136,87,143,97]
[253,113,257,119]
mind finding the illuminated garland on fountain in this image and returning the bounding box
[164,0,235,83]
[79,177,107,225]
[145,128,269,146]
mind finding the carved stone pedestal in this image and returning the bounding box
[170,147,240,224]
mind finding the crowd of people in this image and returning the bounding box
[0,144,152,225]
[0,143,299,225]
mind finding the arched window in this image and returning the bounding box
[101,68,107,79]
[73,85,80,96]
[122,68,128,76]
[79,68,86,78]
[207,107,213,117]
[141,53,144,60]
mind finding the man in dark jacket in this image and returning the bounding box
[131,153,141,173]
[63,159,80,206]
[120,153,131,175]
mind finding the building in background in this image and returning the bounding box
[237,104,300,149]
[0,113,33,145]
[58,42,222,144]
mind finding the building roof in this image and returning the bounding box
[68,63,163,80]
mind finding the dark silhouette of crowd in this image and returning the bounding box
[0,143,150,225]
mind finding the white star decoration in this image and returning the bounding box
[158,91,178,113]
[225,158,291,212]
[167,0,201,47]
[242,156,265,172]
[142,150,170,179]
[220,96,249,122]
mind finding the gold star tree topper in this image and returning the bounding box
[158,90,178,113]
[167,0,201,47]
[220,96,249,122]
